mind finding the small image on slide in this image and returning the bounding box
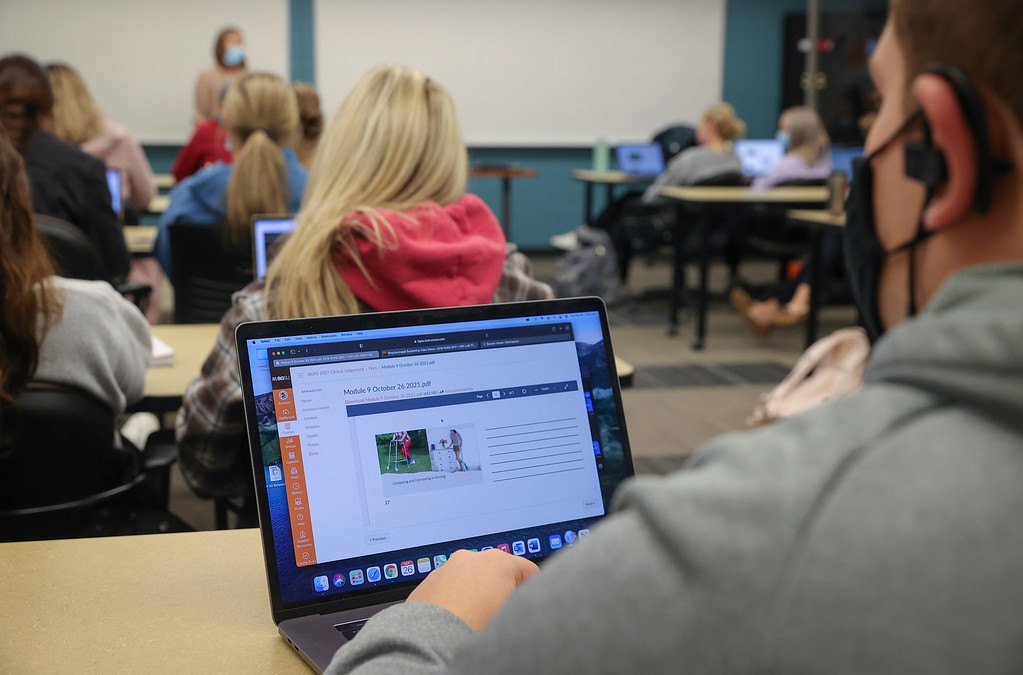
[374,424,484,498]
[375,429,431,475]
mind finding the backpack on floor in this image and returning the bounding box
[554,225,621,302]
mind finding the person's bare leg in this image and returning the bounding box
[785,283,812,317]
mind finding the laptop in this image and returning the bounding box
[734,139,785,177]
[829,146,864,180]
[105,168,124,221]
[615,143,665,176]
[252,215,297,280]
[235,297,634,671]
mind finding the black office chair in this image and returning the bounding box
[35,214,153,310]
[0,383,184,542]
[168,223,252,324]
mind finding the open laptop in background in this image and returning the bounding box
[252,215,297,280]
[734,139,785,178]
[235,298,634,672]
[105,168,124,222]
[829,146,864,180]
[615,143,664,176]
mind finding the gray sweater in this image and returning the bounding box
[642,145,742,202]
[327,261,1023,674]
[34,277,150,414]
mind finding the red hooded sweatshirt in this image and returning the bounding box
[333,194,506,312]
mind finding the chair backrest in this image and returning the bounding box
[34,214,106,281]
[169,223,252,324]
[0,383,118,511]
[651,124,697,163]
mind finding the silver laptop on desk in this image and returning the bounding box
[235,298,635,672]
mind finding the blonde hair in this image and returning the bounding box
[781,106,830,164]
[222,72,299,248]
[46,63,104,146]
[292,82,323,169]
[265,64,467,320]
[702,102,747,142]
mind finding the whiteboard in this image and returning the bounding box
[0,0,288,144]
[314,0,726,145]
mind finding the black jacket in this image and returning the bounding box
[22,131,130,280]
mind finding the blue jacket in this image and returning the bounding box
[154,147,307,273]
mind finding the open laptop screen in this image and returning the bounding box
[615,143,664,176]
[106,168,123,219]
[830,146,864,179]
[734,139,784,177]
[237,299,632,613]
[252,216,297,279]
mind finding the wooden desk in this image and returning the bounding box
[469,166,537,241]
[787,209,847,347]
[137,324,219,414]
[124,225,158,255]
[146,194,170,215]
[659,186,829,350]
[154,173,175,191]
[0,529,307,673]
[572,170,657,226]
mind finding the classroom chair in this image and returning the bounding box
[0,383,185,542]
[168,223,252,324]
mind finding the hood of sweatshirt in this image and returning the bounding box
[333,194,507,312]
[865,261,1023,424]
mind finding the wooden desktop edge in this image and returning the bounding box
[659,185,830,203]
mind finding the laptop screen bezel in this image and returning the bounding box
[235,297,634,625]
[250,214,297,280]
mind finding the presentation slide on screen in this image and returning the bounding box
[278,339,605,565]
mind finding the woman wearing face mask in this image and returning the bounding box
[194,26,247,125]
[732,107,838,334]
[752,106,832,189]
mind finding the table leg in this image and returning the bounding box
[502,177,512,241]
[691,212,712,351]
[669,203,686,336]
[805,224,823,348]
[584,182,594,225]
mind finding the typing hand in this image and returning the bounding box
[407,548,539,632]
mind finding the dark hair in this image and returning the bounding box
[0,53,54,150]
[214,27,244,68]
[0,126,62,446]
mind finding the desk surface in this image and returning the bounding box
[147,194,170,215]
[572,169,656,184]
[469,166,538,179]
[0,529,307,673]
[153,173,176,190]
[660,185,829,203]
[144,323,218,400]
[787,208,846,227]
[124,225,158,255]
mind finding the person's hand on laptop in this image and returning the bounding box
[406,548,539,632]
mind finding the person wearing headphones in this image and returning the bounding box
[327,1,1023,671]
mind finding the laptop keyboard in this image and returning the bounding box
[335,619,369,640]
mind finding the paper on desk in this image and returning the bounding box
[150,335,175,367]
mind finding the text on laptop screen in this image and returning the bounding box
[242,309,626,607]
[253,217,297,279]
[734,139,784,177]
[615,143,664,176]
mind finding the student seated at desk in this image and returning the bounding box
[292,82,323,170]
[734,107,838,334]
[641,102,746,203]
[0,53,130,281]
[0,128,149,431]
[45,62,156,214]
[154,72,308,275]
[176,65,526,500]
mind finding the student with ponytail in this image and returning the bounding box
[176,65,516,500]
[154,72,307,274]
